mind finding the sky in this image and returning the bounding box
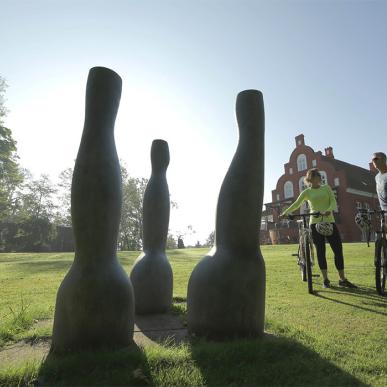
[1,0,387,245]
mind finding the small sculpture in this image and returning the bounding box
[51,67,134,353]
[130,140,173,314]
[187,90,266,339]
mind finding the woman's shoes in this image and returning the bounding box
[338,278,358,288]
[323,279,331,288]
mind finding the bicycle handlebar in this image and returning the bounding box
[285,212,321,221]
[358,208,386,215]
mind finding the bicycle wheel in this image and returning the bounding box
[304,236,313,294]
[375,239,386,296]
[298,242,307,282]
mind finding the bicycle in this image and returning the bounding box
[284,212,320,294]
[357,209,386,296]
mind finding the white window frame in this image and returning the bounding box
[297,154,307,172]
[284,181,294,199]
[312,159,317,167]
[289,167,293,175]
[334,177,340,186]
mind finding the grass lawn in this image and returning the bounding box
[0,244,386,386]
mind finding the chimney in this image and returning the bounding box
[324,146,334,158]
[295,134,305,147]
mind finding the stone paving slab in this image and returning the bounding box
[0,312,187,370]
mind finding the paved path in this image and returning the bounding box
[0,313,188,370]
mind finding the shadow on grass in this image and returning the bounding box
[10,260,72,275]
[132,306,365,386]
[189,334,367,386]
[37,342,152,386]
[314,291,387,317]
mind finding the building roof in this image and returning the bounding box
[321,155,376,193]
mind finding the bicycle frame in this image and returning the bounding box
[288,212,320,294]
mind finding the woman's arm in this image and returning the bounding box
[281,190,307,215]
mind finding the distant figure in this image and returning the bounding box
[177,237,185,249]
[372,152,387,211]
[281,168,357,289]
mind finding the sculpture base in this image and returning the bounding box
[187,249,265,340]
[51,258,134,353]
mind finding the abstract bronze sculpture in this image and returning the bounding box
[187,90,266,339]
[51,67,134,353]
[130,139,173,314]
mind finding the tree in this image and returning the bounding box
[119,164,148,250]
[54,167,73,226]
[0,76,8,122]
[18,173,57,220]
[166,233,177,249]
[0,77,24,221]
[206,231,215,247]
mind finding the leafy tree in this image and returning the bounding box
[0,77,24,221]
[119,164,148,251]
[1,216,56,252]
[0,76,8,121]
[166,233,177,249]
[206,231,215,247]
[18,173,57,221]
[54,167,73,226]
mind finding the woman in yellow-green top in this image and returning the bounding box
[281,168,357,289]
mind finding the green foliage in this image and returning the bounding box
[53,168,72,226]
[0,76,9,123]
[166,233,177,249]
[205,230,214,247]
[119,163,148,251]
[17,173,57,221]
[0,297,35,346]
[0,77,24,222]
[0,127,24,222]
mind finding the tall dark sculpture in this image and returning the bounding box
[187,90,266,339]
[130,140,173,314]
[51,67,134,353]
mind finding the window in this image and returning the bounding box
[312,159,317,167]
[364,203,370,210]
[284,181,294,199]
[299,176,307,193]
[356,202,362,210]
[320,171,327,185]
[276,194,280,201]
[297,154,307,172]
[334,177,340,186]
[289,167,293,175]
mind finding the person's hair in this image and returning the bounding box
[373,152,387,163]
[304,168,321,186]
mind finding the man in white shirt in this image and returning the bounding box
[372,152,387,211]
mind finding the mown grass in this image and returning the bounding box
[0,244,386,386]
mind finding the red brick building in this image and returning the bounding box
[261,134,379,243]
